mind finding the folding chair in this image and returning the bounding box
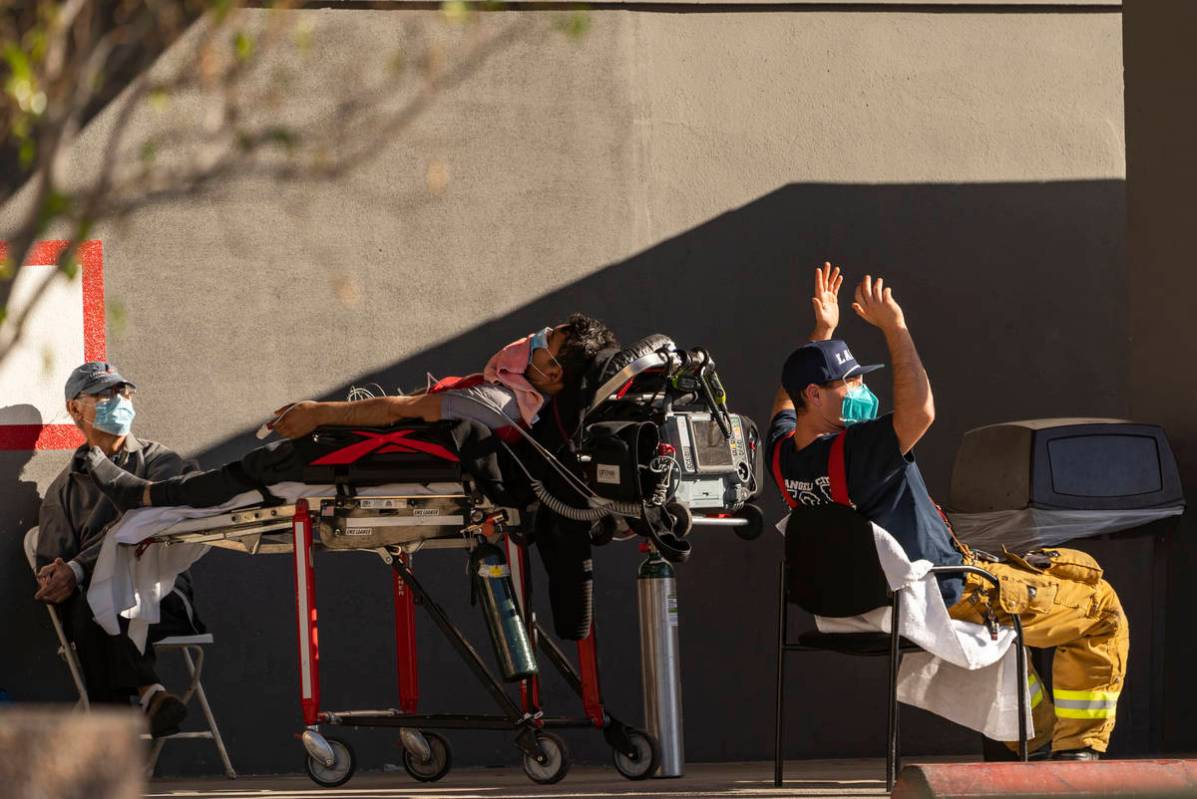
[24,527,236,778]
[771,505,1027,791]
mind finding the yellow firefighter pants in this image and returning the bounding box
[946,550,1129,753]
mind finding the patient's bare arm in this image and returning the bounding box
[272,394,442,439]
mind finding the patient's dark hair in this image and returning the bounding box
[558,313,619,383]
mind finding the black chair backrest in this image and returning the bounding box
[785,504,892,617]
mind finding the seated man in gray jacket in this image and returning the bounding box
[34,361,204,737]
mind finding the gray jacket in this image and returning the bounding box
[37,435,189,587]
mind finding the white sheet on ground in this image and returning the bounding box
[88,481,463,652]
[779,515,1033,741]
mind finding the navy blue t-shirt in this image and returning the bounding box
[767,410,963,607]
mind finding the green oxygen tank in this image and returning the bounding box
[470,541,537,682]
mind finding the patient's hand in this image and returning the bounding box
[34,558,76,604]
[272,401,324,439]
[811,261,843,340]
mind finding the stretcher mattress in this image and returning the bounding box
[87,481,468,651]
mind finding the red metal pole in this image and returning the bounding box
[291,499,320,726]
[577,623,605,728]
[393,553,419,714]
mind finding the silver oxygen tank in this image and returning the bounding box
[637,548,683,778]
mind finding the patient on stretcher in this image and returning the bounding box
[85,315,617,511]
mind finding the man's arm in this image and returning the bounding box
[272,394,442,439]
[775,262,845,416]
[851,275,934,454]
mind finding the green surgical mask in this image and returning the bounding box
[841,382,879,426]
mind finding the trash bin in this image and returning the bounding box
[948,418,1184,553]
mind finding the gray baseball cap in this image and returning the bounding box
[64,361,136,400]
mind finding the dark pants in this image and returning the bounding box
[61,575,203,704]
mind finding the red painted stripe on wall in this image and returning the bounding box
[0,424,84,450]
[0,240,105,450]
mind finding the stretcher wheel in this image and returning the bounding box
[402,731,452,782]
[665,502,693,537]
[733,503,764,541]
[304,736,355,788]
[612,727,659,780]
[522,731,570,785]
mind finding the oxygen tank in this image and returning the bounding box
[638,548,683,777]
[470,542,538,682]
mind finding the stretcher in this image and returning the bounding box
[131,334,765,786]
[144,466,653,786]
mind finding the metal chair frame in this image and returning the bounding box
[23,527,237,778]
[772,528,1028,791]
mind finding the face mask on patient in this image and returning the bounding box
[93,395,136,436]
[528,327,552,361]
[840,382,879,427]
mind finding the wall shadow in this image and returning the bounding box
[8,180,1144,774]
[0,405,69,704]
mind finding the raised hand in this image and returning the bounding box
[811,261,843,340]
[851,275,907,331]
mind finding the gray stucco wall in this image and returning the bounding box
[2,2,1131,775]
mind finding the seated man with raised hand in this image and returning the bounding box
[84,313,618,510]
[35,361,205,737]
[768,263,1128,760]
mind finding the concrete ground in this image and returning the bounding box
[145,759,901,798]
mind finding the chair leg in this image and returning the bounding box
[1013,618,1029,762]
[146,737,167,778]
[887,591,902,792]
[774,563,788,788]
[183,647,237,779]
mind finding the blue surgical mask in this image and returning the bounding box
[840,382,879,426]
[93,395,136,436]
[528,327,552,363]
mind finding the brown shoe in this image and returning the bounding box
[146,692,187,738]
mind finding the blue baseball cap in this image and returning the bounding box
[64,361,136,400]
[782,340,884,397]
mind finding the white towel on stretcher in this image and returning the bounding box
[88,481,462,652]
[793,518,1034,741]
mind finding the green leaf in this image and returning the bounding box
[264,126,299,151]
[233,31,255,61]
[61,258,79,281]
[208,0,235,24]
[441,0,471,26]
[18,138,35,168]
[35,190,73,235]
[554,9,592,40]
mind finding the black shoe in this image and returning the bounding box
[146,691,187,738]
[1051,747,1101,761]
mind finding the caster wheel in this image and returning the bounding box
[612,728,660,781]
[733,503,764,541]
[665,501,693,537]
[522,731,570,785]
[304,736,355,788]
[402,731,452,782]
